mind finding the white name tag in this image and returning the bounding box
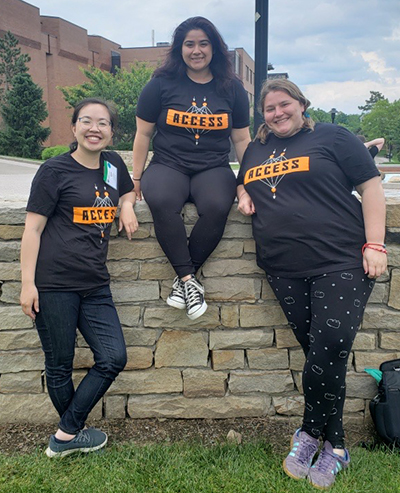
[103,160,118,189]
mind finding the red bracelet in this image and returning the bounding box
[362,243,387,255]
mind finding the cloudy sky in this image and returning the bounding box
[30,0,400,114]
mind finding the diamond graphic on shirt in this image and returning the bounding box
[92,185,115,243]
[258,149,287,199]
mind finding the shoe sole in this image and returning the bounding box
[308,477,331,490]
[166,298,186,310]
[45,436,108,458]
[187,301,208,320]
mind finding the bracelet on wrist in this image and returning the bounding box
[362,242,387,255]
[133,177,141,181]
[238,191,248,200]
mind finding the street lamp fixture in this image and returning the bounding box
[330,108,338,124]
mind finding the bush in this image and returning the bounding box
[42,145,69,160]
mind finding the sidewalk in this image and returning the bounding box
[0,156,40,207]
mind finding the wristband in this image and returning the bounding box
[362,242,387,255]
[133,177,141,181]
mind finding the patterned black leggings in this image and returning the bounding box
[267,268,374,448]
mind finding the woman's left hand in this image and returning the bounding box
[363,248,387,279]
[119,201,139,240]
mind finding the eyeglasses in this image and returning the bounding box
[77,117,112,129]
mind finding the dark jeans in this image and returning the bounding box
[35,285,127,434]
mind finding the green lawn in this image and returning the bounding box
[1,442,399,493]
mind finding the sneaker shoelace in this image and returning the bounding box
[313,448,338,473]
[295,436,319,465]
[171,277,184,296]
[185,278,204,307]
[75,430,91,444]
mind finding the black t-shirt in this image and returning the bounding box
[237,123,380,277]
[137,75,250,174]
[27,151,134,291]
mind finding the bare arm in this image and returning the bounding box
[364,138,385,152]
[231,127,251,164]
[355,176,387,278]
[132,117,156,200]
[118,191,138,240]
[20,212,48,319]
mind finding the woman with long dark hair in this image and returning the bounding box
[133,17,251,320]
[20,98,137,457]
[238,79,386,489]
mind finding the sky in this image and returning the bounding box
[28,0,400,114]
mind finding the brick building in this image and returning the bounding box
[1,0,259,146]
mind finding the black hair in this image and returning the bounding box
[153,17,238,95]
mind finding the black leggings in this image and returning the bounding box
[141,164,236,278]
[267,268,374,448]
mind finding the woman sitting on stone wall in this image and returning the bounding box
[20,98,137,457]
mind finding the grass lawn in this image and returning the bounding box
[1,442,400,493]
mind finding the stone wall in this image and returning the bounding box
[1,196,400,427]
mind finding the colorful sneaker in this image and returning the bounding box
[308,440,350,489]
[184,275,207,320]
[45,428,108,458]
[167,276,186,309]
[283,429,320,480]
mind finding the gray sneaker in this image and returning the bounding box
[308,440,350,489]
[167,277,186,310]
[283,429,320,480]
[45,428,108,458]
[184,275,207,320]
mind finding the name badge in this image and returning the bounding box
[103,160,118,189]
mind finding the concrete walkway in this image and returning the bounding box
[0,157,40,207]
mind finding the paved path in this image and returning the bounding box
[0,157,40,207]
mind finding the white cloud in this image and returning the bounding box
[360,51,396,76]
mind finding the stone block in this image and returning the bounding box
[388,269,400,309]
[240,304,287,327]
[208,240,243,259]
[122,225,151,240]
[108,368,182,394]
[125,346,153,370]
[110,281,159,303]
[289,349,306,371]
[387,203,400,228]
[108,239,164,260]
[203,259,263,277]
[0,394,58,424]
[0,329,41,350]
[0,208,26,225]
[116,305,141,327]
[380,331,400,350]
[182,369,227,398]
[368,282,388,304]
[203,277,261,302]
[273,395,304,416]
[0,306,33,330]
[346,372,378,399]
[229,370,294,394]
[133,200,154,223]
[0,350,44,373]
[182,203,198,223]
[292,371,303,393]
[227,206,252,224]
[247,348,289,370]
[0,241,20,261]
[221,305,239,328]
[387,245,400,267]
[354,351,398,372]
[352,332,376,350]
[0,371,42,393]
[0,225,24,240]
[108,261,139,280]
[212,350,244,370]
[139,261,175,280]
[243,239,256,253]
[363,306,400,329]
[261,280,276,300]
[344,398,365,413]
[127,394,271,419]
[74,348,94,369]
[144,306,219,329]
[223,223,253,239]
[0,281,21,303]
[123,327,158,346]
[155,331,208,368]
[210,329,273,350]
[0,262,21,280]
[276,329,301,348]
[105,395,126,419]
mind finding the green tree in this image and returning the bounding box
[308,108,361,133]
[60,64,153,145]
[0,31,30,100]
[358,91,387,113]
[308,107,331,123]
[0,73,50,158]
[361,99,400,160]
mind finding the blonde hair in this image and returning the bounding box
[255,79,315,143]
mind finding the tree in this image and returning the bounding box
[308,108,361,134]
[60,64,153,145]
[0,73,50,158]
[0,31,30,100]
[358,91,387,113]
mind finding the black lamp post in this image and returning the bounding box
[254,0,269,135]
[330,108,338,124]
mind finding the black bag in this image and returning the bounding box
[370,358,400,447]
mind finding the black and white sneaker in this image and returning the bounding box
[184,275,207,320]
[167,276,186,309]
